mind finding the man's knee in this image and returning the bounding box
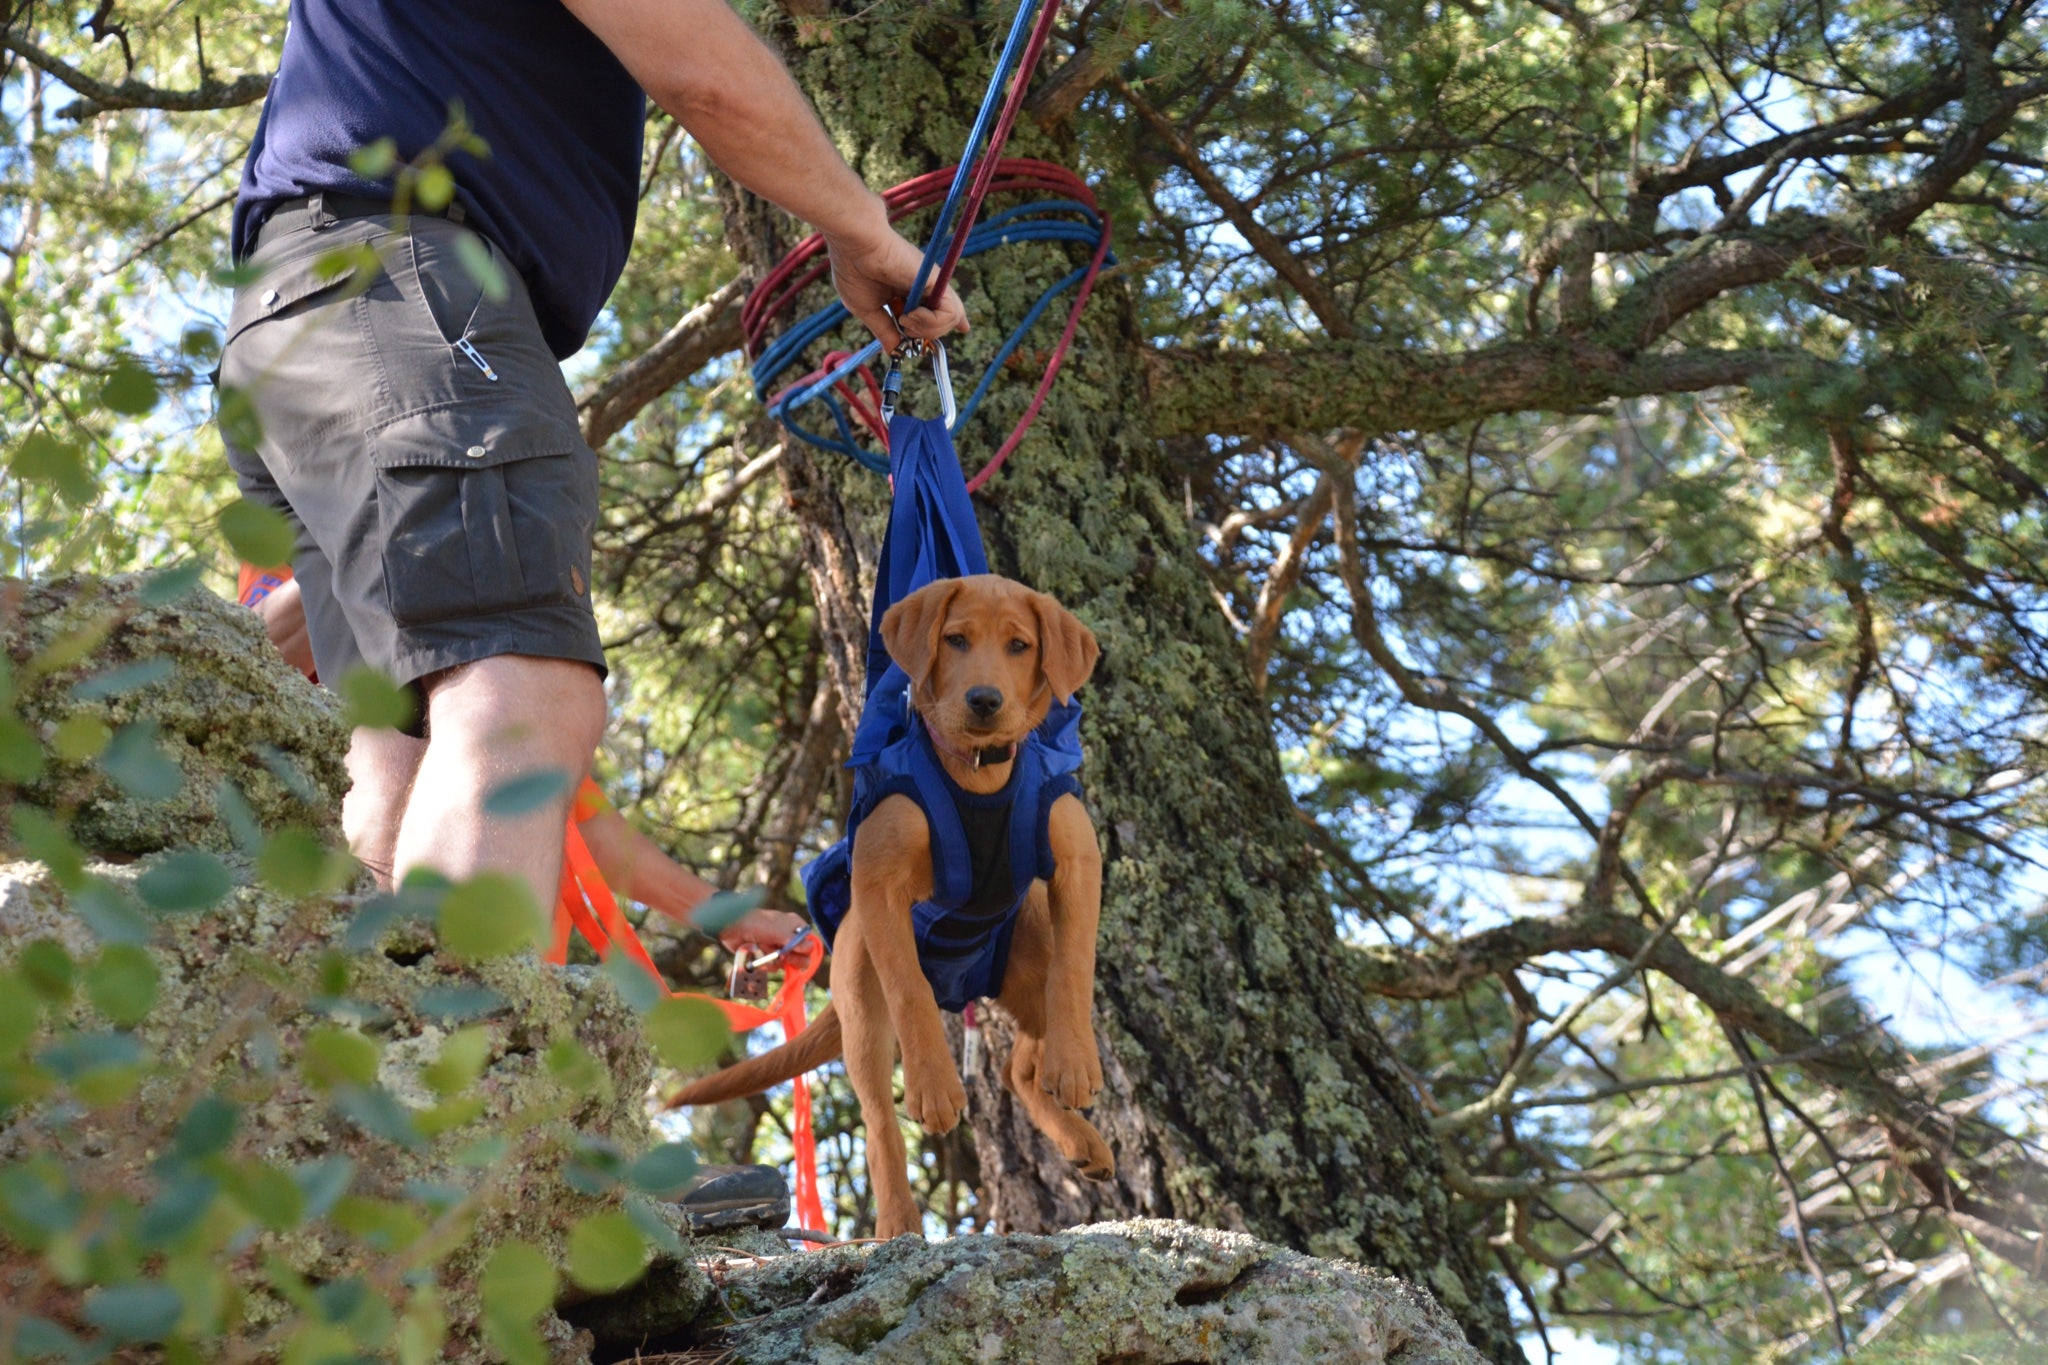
[422,655,605,758]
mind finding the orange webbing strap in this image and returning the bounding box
[549,819,830,1238]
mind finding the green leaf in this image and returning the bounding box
[479,1240,556,1363]
[99,722,184,801]
[215,383,264,449]
[337,665,417,732]
[436,872,541,960]
[10,431,95,505]
[482,768,574,818]
[624,1194,687,1257]
[349,137,398,179]
[414,163,456,211]
[37,1031,142,1082]
[99,361,161,417]
[73,658,173,699]
[83,1282,183,1343]
[52,713,113,761]
[395,1290,446,1365]
[170,1095,240,1163]
[223,1159,305,1230]
[19,941,74,1004]
[135,851,233,913]
[602,952,663,1013]
[257,827,354,897]
[85,944,159,1026]
[301,1027,379,1089]
[644,995,733,1073]
[292,1157,354,1219]
[331,1084,424,1150]
[414,984,506,1021]
[690,886,767,936]
[0,975,38,1056]
[215,779,264,854]
[624,1142,699,1197]
[423,1027,491,1098]
[566,1212,649,1293]
[217,499,296,570]
[139,561,206,606]
[178,325,220,360]
[453,1136,508,1169]
[543,1039,607,1098]
[137,1176,219,1250]
[11,808,83,887]
[72,877,151,944]
[0,1158,82,1242]
[0,714,44,783]
[454,232,509,301]
[12,1315,85,1358]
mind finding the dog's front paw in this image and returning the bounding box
[1039,1032,1103,1110]
[902,1058,967,1133]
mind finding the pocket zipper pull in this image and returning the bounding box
[455,338,499,381]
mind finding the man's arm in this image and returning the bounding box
[576,804,809,954]
[560,0,968,352]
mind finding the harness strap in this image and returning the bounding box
[550,821,830,1239]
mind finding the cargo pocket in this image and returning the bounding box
[367,405,597,630]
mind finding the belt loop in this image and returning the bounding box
[307,193,337,231]
[446,200,467,226]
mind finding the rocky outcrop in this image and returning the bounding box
[2,573,346,854]
[573,1220,1487,1364]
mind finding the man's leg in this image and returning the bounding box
[391,655,606,909]
[344,727,426,890]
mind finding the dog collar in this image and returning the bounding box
[921,715,1017,770]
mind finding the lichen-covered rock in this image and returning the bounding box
[1,573,346,854]
[592,1219,1485,1364]
[0,857,673,1361]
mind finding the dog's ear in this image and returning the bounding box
[1030,590,1100,703]
[882,579,964,699]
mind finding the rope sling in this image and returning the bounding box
[553,0,1106,1241]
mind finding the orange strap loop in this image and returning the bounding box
[548,820,829,1238]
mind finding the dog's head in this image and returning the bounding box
[881,574,1099,750]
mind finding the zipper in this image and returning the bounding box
[455,337,499,381]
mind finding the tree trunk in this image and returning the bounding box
[729,7,1520,1359]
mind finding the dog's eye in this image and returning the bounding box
[945,633,969,651]
[1007,638,1032,655]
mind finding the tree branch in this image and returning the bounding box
[1147,339,1804,441]
[575,276,747,446]
[0,30,271,119]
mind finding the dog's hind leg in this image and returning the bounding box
[834,919,925,1239]
[995,892,1115,1183]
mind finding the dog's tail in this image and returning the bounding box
[668,1002,844,1106]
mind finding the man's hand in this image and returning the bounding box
[825,216,969,354]
[718,907,810,958]
[255,576,317,681]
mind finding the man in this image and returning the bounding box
[237,562,807,956]
[219,0,965,919]
[237,560,813,1229]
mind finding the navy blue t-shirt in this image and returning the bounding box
[233,0,646,359]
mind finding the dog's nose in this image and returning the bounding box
[965,686,1004,720]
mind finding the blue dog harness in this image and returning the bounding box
[800,415,1084,1012]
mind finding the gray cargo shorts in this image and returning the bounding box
[217,199,606,706]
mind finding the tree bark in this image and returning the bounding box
[732,7,1520,1359]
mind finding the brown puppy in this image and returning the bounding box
[671,574,1112,1238]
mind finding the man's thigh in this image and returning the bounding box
[216,212,605,695]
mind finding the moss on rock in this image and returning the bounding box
[2,574,346,855]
